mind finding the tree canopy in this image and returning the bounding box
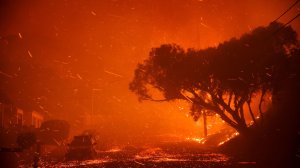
[129,22,299,134]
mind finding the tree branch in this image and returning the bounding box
[247,100,257,126]
[188,89,239,129]
[211,93,242,125]
[239,106,246,127]
[228,92,233,106]
[236,94,248,125]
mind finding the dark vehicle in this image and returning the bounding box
[65,135,97,160]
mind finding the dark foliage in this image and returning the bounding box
[130,22,299,134]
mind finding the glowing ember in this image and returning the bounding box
[105,147,122,153]
[1,1,296,167]
[185,137,206,144]
[218,132,239,146]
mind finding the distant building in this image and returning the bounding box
[29,110,44,128]
[0,102,44,129]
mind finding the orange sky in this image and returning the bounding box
[1,0,299,144]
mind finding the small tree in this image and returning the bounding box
[130,22,298,135]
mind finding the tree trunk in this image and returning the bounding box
[247,101,257,125]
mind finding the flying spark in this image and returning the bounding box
[104,70,123,78]
[27,50,33,58]
[76,74,82,80]
[18,33,23,39]
[0,71,13,78]
[91,11,96,16]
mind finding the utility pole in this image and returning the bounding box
[203,111,207,137]
[91,88,101,126]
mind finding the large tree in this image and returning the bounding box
[129,22,298,135]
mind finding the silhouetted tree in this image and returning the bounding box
[130,22,298,135]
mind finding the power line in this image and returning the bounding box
[274,13,300,34]
[272,0,300,23]
[282,13,300,27]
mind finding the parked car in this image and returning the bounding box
[65,135,97,160]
